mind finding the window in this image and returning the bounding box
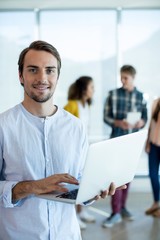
[0,11,36,112]
[40,10,117,138]
[121,10,160,99]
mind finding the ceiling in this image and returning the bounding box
[0,0,160,10]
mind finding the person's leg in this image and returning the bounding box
[76,205,87,230]
[78,206,95,222]
[102,191,122,228]
[76,205,95,230]
[121,183,130,209]
[146,143,160,214]
[149,144,160,202]
[120,183,134,220]
[111,189,123,214]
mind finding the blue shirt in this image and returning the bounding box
[0,104,88,240]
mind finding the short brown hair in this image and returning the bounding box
[18,40,61,77]
[120,65,136,77]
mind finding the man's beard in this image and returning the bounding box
[24,87,54,103]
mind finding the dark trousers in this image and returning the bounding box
[149,143,160,202]
[111,183,130,214]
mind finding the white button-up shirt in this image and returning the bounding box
[0,104,88,240]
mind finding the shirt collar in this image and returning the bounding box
[19,103,60,123]
[121,87,137,94]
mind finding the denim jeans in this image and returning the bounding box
[149,143,160,202]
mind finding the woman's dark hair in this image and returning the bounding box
[68,76,93,105]
[152,98,160,122]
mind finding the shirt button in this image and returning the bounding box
[46,158,49,162]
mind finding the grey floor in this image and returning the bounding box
[81,192,160,240]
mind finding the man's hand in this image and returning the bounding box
[12,174,79,202]
[134,119,145,129]
[114,120,133,130]
[95,183,127,200]
[34,174,79,194]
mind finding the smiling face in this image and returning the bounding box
[19,50,58,103]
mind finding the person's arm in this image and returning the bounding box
[145,99,158,153]
[104,92,115,127]
[114,119,133,130]
[12,174,79,202]
[141,96,148,126]
[95,183,127,200]
[134,95,148,129]
[0,127,21,208]
[145,126,151,153]
[82,183,127,206]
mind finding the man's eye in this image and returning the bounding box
[46,69,55,74]
[29,68,37,73]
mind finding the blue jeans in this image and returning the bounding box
[149,143,160,202]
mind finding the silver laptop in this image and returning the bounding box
[37,130,147,205]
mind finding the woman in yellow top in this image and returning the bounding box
[145,98,160,217]
[64,76,94,133]
[64,76,95,229]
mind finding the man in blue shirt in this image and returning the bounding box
[0,41,119,240]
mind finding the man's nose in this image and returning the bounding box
[123,79,128,84]
[38,70,47,82]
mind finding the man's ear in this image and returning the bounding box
[19,72,24,86]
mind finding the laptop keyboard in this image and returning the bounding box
[56,189,79,200]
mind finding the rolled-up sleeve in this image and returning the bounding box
[0,181,22,208]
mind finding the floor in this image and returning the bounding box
[81,192,160,240]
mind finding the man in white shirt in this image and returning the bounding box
[0,41,120,240]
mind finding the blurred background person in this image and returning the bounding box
[145,98,160,217]
[64,76,95,229]
[103,65,148,228]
